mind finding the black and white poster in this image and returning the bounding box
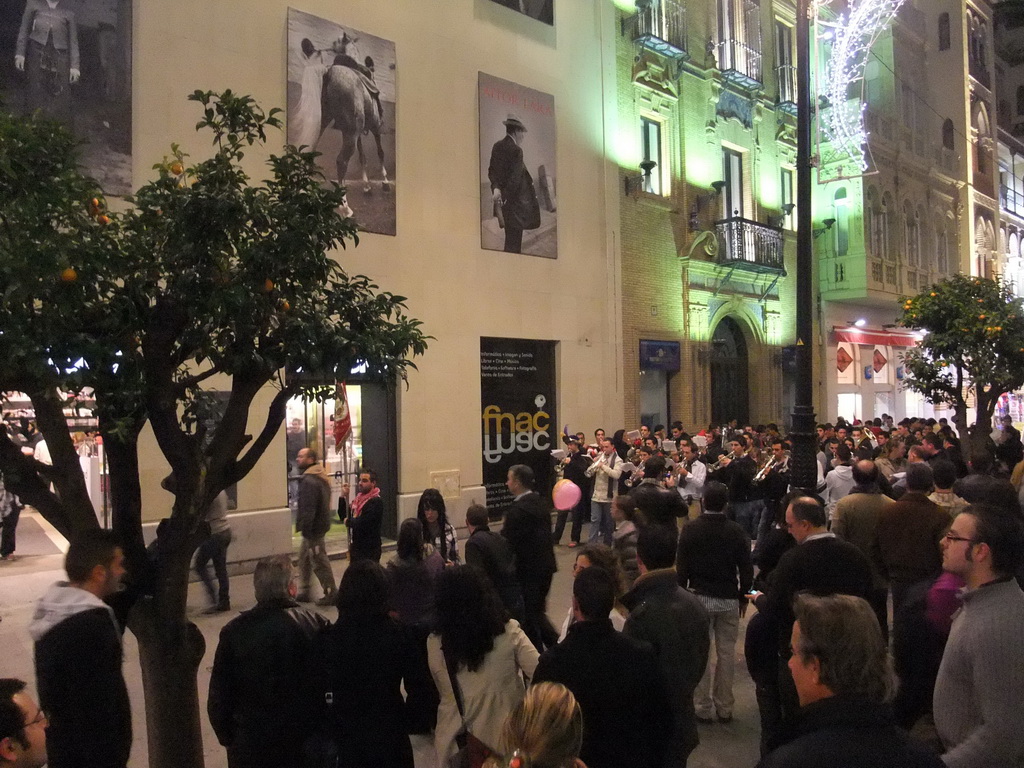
[287,8,396,236]
[487,0,553,25]
[479,72,557,258]
[481,337,557,518]
[0,0,132,194]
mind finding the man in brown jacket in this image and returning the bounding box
[873,462,949,616]
[832,460,894,638]
[295,448,336,606]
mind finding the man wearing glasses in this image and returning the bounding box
[0,679,47,768]
[933,505,1024,768]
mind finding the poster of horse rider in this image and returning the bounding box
[287,8,396,237]
[478,72,557,259]
[488,0,554,25]
[0,0,132,194]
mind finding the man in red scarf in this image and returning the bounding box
[344,470,383,563]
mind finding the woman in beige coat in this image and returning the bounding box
[428,565,539,768]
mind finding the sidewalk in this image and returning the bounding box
[0,544,760,768]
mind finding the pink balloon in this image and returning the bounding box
[552,479,582,511]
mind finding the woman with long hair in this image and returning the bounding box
[308,560,436,768]
[417,487,460,564]
[386,518,444,629]
[485,682,586,768]
[428,565,539,768]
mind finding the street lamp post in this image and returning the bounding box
[790,0,818,492]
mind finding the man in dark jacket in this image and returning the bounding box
[623,525,710,768]
[553,437,590,547]
[343,469,384,564]
[295,448,337,606]
[874,462,948,617]
[29,529,131,768]
[535,566,672,768]
[208,556,329,768]
[676,481,753,724]
[750,496,873,731]
[464,503,524,621]
[757,593,942,768]
[503,464,558,651]
[488,114,540,253]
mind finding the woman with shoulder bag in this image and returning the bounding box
[428,565,540,768]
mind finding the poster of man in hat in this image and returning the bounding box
[479,72,557,259]
[0,0,132,194]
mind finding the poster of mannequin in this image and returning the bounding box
[487,0,553,25]
[0,0,133,194]
[479,72,557,259]
[286,8,397,236]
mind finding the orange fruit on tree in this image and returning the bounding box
[170,162,184,175]
[280,299,291,312]
[263,279,274,293]
[60,267,78,283]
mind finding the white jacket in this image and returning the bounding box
[427,620,539,765]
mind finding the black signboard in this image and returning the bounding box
[639,339,681,371]
[480,337,557,517]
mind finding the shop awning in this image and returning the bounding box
[833,327,919,347]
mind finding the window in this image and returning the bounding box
[938,13,951,51]
[942,119,955,151]
[776,20,795,104]
[718,0,763,82]
[641,116,664,195]
[723,148,744,218]
[1017,86,1024,116]
[904,203,920,268]
[936,228,948,274]
[834,187,849,256]
[780,167,795,230]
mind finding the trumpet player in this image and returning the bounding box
[709,437,765,541]
[675,439,707,518]
[755,438,791,542]
[626,446,652,488]
[584,438,622,545]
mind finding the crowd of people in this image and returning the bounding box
[3,413,1024,768]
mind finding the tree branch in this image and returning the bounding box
[227,384,296,484]
[173,365,223,396]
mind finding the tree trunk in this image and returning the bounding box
[131,516,207,768]
[953,403,972,465]
[101,417,148,577]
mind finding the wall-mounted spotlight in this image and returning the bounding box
[852,318,867,328]
[688,180,726,231]
[625,160,658,196]
[813,217,836,239]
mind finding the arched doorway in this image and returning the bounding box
[710,316,749,426]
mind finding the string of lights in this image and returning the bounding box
[820,0,908,174]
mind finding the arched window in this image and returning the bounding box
[939,13,951,51]
[835,187,849,256]
[881,193,894,262]
[904,202,919,267]
[942,119,955,150]
[936,227,948,275]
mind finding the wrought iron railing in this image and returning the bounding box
[718,39,763,86]
[624,0,688,59]
[714,217,785,272]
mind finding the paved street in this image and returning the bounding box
[0,543,760,768]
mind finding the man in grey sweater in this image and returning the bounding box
[933,504,1024,768]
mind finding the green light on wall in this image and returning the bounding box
[611,0,638,10]
[685,154,716,188]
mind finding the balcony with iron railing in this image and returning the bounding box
[622,0,688,60]
[718,39,763,88]
[1001,183,1024,218]
[777,64,797,114]
[714,217,785,273]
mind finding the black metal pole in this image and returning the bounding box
[790,0,818,493]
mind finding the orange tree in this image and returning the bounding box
[899,273,1024,462]
[0,91,428,768]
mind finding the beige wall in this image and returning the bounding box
[133,0,624,518]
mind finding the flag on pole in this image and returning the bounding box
[334,382,352,447]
